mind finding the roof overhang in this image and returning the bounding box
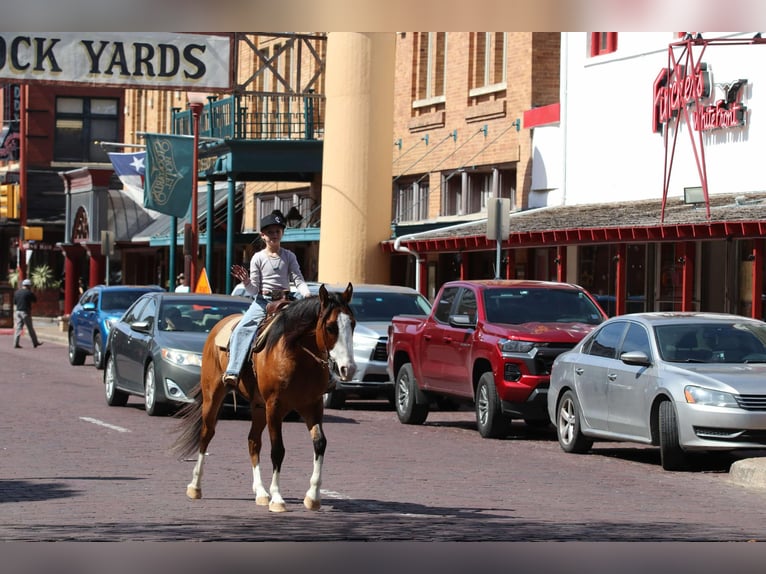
[383,192,766,253]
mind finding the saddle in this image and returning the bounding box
[213,299,292,353]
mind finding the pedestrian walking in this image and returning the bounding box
[13,279,42,349]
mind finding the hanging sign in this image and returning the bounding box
[0,32,233,90]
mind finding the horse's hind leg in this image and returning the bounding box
[248,403,270,506]
[186,386,227,500]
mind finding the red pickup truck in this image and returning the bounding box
[387,279,607,438]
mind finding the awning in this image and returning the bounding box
[133,181,244,245]
[383,191,766,253]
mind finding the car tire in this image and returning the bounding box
[104,355,129,407]
[395,363,428,425]
[93,332,104,370]
[659,400,688,471]
[144,361,167,416]
[323,390,346,409]
[475,372,512,438]
[68,330,86,366]
[556,390,593,453]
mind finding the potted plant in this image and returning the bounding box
[11,264,63,317]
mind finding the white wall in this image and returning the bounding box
[560,32,766,207]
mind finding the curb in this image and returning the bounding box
[729,458,766,489]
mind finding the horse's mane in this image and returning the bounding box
[260,291,348,354]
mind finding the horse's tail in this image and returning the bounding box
[170,384,203,459]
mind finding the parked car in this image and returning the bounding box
[307,283,432,408]
[102,292,251,416]
[68,284,164,369]
[388,280,607,437]
[548,312,766,470]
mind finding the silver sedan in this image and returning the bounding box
[547,312,766,470]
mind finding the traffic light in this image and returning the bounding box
[0,184,19,219]
[20,226,43,241]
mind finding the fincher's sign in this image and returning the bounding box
[652,63,748,133]
[0,32,233,90]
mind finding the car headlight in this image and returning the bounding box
[161,348,202,367]
[684,385,738,408]
[498,338,535,353]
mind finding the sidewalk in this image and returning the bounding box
[0,316,69,346]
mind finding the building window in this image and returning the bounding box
[54,96,119,163]
[589,33,618,57]
[394,177,429,223]
[413,32,447,107]
[470,32,507,94]
[441,167,516,217]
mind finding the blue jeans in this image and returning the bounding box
[224,295,268,377]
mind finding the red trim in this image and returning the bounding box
[383,220,766,254]
[523,103,560,128]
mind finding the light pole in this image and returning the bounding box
[187,92,208,291]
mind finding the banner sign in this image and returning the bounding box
[0,32,232,90]
[144,133,194,218]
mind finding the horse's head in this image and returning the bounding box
[318,282,356,381]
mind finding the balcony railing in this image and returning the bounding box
[172,93,324,141]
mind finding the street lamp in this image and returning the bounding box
[186,92,209,291]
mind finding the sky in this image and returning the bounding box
[1,0,764,32]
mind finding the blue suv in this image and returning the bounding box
[68,284,164,369]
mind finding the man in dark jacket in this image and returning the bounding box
[13,279,42,349]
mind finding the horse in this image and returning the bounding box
[172,283,356,512]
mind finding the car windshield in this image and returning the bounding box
[349,292,431,322]
[655,321,766,363]
[101,290,152,312]
[483,288,604,325]
[159,301,247,332]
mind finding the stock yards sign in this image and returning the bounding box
[0,32,232,90]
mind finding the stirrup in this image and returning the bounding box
[222,373,238,388]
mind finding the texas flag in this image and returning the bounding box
[108,151,148,207]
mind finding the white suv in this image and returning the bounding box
[308,283,432,409]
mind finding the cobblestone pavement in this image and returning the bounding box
[4,331,766,546]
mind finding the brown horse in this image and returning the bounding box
[172,283,356,512]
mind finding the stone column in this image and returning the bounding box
[318,32,395,285]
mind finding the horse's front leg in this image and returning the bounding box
[248,403,270,506]
[266,406,287,513]
[303,420,327,511]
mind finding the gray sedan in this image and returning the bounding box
[103,292,251,416]
[547,312,766,470]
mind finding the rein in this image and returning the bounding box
[300,344,330,366]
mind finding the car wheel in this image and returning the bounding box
[395,363,428,425]
[144,362,167,416]
[323,389,346,409]
[104,355,129,407]
[475,372,512,438]
[659,400,688,471]
[93,332,104,370]
[68,330,86,366]
[556,390,593,453]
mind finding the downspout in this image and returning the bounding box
[393,218,489,294]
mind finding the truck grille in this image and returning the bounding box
[533,343,576,375]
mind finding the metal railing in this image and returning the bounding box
[172,93,324,141]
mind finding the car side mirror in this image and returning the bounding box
[620,350,651,366]
[82,302,96,311]
[130,320,151,334]
[449,314,476,329]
